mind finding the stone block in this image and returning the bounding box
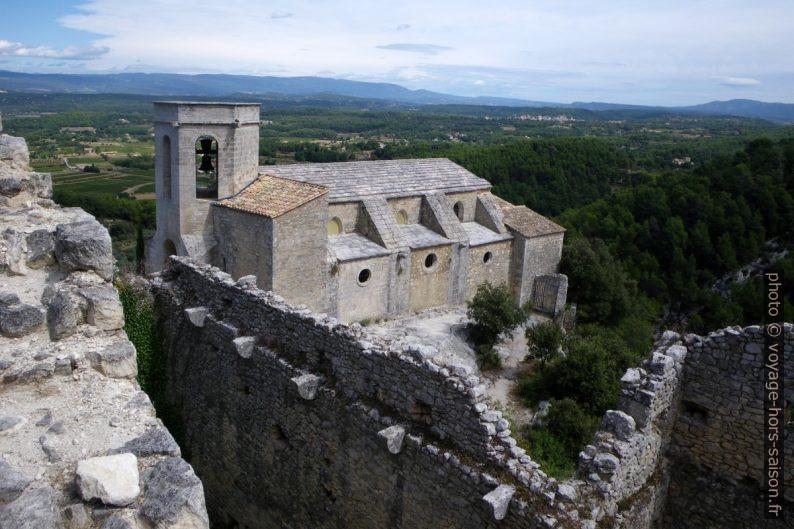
[79,286,124,331]
[88,341,137,379]
[55,220,114,280]
[291,374,320,400]
[0,461,30,505]
[602,410,636,441]
[76,453,140,506]
[184,307,208,327]
[232,336,256,359]
[482,484,515,521]
[0,485,61,529]
[109,425,181,457]
[25,229,55,269]
[139,457,209,529]
[47,289,82,340]
[378,425,406,454]
[0,293,44,338]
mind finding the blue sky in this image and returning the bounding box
[2,0,793,105]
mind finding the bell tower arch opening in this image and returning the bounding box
[161,135,172,199]
[195,136,219,199]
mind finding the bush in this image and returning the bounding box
[467,282,529,346]
[524,398,599,479]
[525,321,562,369]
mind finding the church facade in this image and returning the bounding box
[146,102,567,323]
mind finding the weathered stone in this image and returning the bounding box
[602,410,636,441]
[236,274,257,287]
[0,461,30,505]
[482,484,515,521]
[0,416,25,435]
[184,307,207,327]
[0,296,44,338]
[109,426,180,457]
[55,221,114,281]
[594,453,620,473]
[76,453,140,506]
[1,228,27,275]
[232,336,256,359]
[291,373,320,400]
[25,229,55,269]
[100,516,132,529]
[62,503,91,529]
[39,436,62,462]
[557,483,578,503]
[0,135,30,171]
[139,458,208,529]
[87,341,137,379]
[0,485,62,529]
[47,289,81,340]
[79,286,124,331]
[378,425,406,454]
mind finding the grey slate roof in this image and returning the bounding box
[460,222,513,247]
[330,233,390,262]
[259,158,491,202]
[399,224,452,249]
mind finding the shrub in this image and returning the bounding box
[467,282,529,346]
[525,321,563,369]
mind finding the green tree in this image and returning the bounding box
[525,321,563,369]
[467,282,530,367]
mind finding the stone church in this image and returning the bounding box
[146,102,567,323]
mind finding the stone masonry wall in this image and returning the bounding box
[153,257,606,529]
[0,133,208,529]
[661,326,794,528]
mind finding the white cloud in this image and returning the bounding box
[376,43,453,55]
[720,76,761,87]
[0,39,109,60]
[44,0,794,104]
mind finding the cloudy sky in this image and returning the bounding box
[2,0,793,105]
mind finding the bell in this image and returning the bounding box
[198,154,214,173]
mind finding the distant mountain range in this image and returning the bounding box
[1,70,793,123]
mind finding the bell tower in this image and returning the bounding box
[146,101,261,273]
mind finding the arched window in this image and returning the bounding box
[424,253,437,270]
[483,251,493,263]
[195,136,218,199]
[453,201,464,221]
[395,210,407,225]
[161,135,172,199]
[327,217,343,236]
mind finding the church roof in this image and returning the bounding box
[493,196,566,238]
[258,158,490,202]
[215,175,328,218]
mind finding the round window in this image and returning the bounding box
[424,253,437,269]
[357,268,371,285]
[483,251,493,263]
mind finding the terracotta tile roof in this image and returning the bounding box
[215,175,327,218]
[493,196,566,238]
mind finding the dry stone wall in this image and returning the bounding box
[0,133,208,529]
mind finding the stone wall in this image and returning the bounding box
[661,326,794,528]
[212,206,274,287]
[409,244,453,311]
[465,240,512,301]
[272,197,330,312]
[153,257,599,529]
[0,133,208,529]
[335,255,391,323]
[509,232,564,307]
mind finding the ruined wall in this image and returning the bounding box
[661,326,794,528]
[153,258,599,529]
[0,133,208,529]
